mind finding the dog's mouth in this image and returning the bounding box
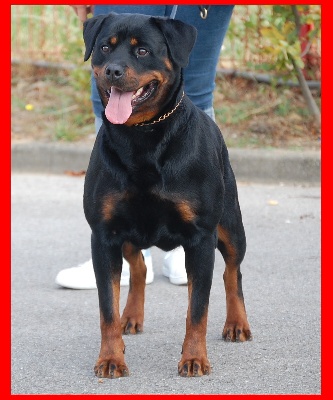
[105,81,158,124]
[131,80,158,106]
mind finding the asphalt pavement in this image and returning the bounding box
[11,143,321,394]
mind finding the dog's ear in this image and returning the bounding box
[83,13,115,61]
[150,17,197,68]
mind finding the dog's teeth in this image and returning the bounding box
[135,87,144,97]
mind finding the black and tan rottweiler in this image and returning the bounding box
[82,12,252,379]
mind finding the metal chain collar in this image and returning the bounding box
[134,91,185,127]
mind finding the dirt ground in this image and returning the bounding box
[11,66,321,151]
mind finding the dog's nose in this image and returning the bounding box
[105,64,125,80]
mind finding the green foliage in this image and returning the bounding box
[259,5,321,79]
[225,5,321,80]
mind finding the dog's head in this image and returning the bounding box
[83,12,197,126]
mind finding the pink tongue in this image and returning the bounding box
[105,87,134,124]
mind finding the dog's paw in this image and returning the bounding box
[121,315,144,335]
[94,359,129,379]
[222,323,252,342]
[178,358,211,377]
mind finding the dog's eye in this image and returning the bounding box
[101,45,110,53]
[136,48,149,57]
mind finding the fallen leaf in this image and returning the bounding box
[64,170,86,177]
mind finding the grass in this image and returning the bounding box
[11,5,82,63]
[11,66,94,142]
[213,76,321,149]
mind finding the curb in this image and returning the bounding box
[11,141,321,184]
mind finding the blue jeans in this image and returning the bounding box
[91,5,234,131]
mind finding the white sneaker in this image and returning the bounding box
[162,247,187,285]
[55,259,97,289]
[55,249,154,289]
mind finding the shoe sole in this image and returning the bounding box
[168,276,188,285]
[55,279,97,290]
[162,266,187,285]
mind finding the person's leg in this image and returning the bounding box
[177,5,234,119]
[161,6,234,283]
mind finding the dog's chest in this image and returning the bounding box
[102,189,196,224]
[100,189,198,248]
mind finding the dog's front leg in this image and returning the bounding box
[178,235,215,377]
[91,233,129,378]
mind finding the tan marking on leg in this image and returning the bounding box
[121,242,146,334]
[218,225,252,342]
[178,280,211,377]
[217,225,237,259]
[95,279,129,378]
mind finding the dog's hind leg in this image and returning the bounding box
[91,234,129,378]
[217,214,252,342]
[120,242,147,335]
